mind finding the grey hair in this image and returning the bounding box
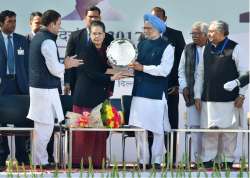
[192,21,209,35]
[210,20,229,36]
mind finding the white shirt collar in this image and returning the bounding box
[195,44,206,49]
[1,31,13,38]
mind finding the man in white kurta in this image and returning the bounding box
[178,21,208,163]
[194,20,248,168]
[27,10,82,166]
[129,14,173,167]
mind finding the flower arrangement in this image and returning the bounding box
[76,112,90,127]
[65,100,123,128]
[100,100,123,128]
[65,111,90,128]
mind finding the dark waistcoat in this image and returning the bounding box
[184,43,197,105]
[132,37,169,100]
[202,39,239,102]
[29,29,61,89]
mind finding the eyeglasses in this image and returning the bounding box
[87,15,100,19]
[190,32,203,36]
[91,32,104,36]
[143,26,153,30]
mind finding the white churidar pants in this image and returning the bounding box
[135,131,166,164]
[200,101,239,162]
[33,122,54,165]
[186,105,202,162]
[201,129,237,162]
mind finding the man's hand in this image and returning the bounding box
[195,99,202,112]
[64,83,71,95]
[234,95,245,108]
[128,61,143,71]
[183,87,191,106]
[64,55,84,69]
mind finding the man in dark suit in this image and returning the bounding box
[64,5,114,94]
[0,10,29,169]
[150,7,186,164]
[26,11,42,42]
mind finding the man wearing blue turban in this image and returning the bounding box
[129,14,174,169]
[151,7,186,165]
[143,14,166,33]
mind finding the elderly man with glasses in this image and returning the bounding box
[178,21,208,166]
[194,20,248,169]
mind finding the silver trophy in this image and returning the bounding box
[106,39,137,76]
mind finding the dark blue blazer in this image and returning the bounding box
[0,31,29,94]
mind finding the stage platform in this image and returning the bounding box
[0,170,248,178]
[0,165,248,178]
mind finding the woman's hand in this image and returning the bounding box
[110,72,127,81]
[128,61,143,71]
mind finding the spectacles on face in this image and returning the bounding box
[87,15,100,20]
[91,32,104,36]
[190,32,203,36]
[4,18,16,25]
[208,30,216,33]
[143,26,153,31]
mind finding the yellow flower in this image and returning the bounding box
[107,110,114,119]
[105,105,112,113]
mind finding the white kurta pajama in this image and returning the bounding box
[178,45,204,162]
[27,39,65,165]
[194,44,248,162]
[129,44,174,164]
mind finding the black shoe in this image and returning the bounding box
[222,162,233,169]
[203,160,221,169]
[202,160,214,168]
[37,163,56,170]
[138,163,151,169]
[152,163,161,170]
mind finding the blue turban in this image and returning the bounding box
[143,14,166,33]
